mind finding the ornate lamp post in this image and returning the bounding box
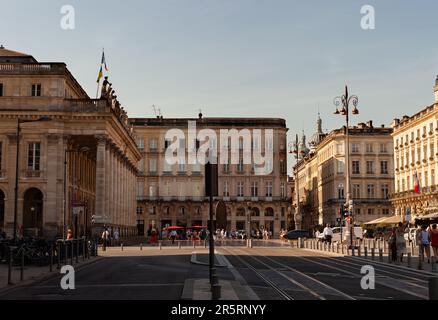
[333,85,359,249]
[289,135,302,230]
[13,116,51,243]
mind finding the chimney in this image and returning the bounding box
[367,120,373,128]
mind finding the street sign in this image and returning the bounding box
[215,200,227,230]
[336,218,341,222]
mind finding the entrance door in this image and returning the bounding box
[0,190,4,230]
[23,188,44,237]
[137,220,145,236]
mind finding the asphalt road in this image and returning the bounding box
[0,246,432,300]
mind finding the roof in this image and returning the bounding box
[364,215,403,225]
[0,46,37,62]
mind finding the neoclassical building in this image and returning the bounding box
[294,117,394,230]
[131,116,290,237]
[391,78,438,221]
[0,47,141,239]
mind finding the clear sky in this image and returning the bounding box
[2,0,438,149]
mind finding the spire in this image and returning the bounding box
[317,111,322,134]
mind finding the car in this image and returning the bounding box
[331,227,363,243]
[283,230,310,240]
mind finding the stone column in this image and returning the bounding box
[5,134,18,236]
[45,134,61,238]
[94,135,107,227]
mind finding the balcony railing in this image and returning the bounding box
[23,170,42,178]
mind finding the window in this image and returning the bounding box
[382,208,390,215]
[411,149,415,164]
[417,129,421,139]
[280,182,286,198]
[136,138,144,150]
[417,147,421,162]
[149,159,157,173]
[425,171,429,187]
[178,162,186,173]
[223,181,229,197]
[337,160,344,174]
[407,176,410,190]
[355,208,361,215]
[280,160,286,174]
[431,143,435,158]
[338,184,345,199]
[432,169,435,186]
[27,142,40,171]
[367,184,375,198]
[0,142,2,171]
[179,207,186,215]
[366,161,374,174]
[423,144,428,160]
[266,159,273,174]
[431,123,434,133]
[401,179,405,192]
[353,184,361,199]
[368,208,375,215]
[163,158,172,173]
[423,126,427,136]
[352,161,360,174]
[381,184,389,199]
[265,181,273,197]
[192,161,201,173]
[137,182,143,197]
[0,83,3,97]
[149,206,156,215]
[138,158,144,173]
[366,143,373,153]
[136,207,143,215]
[380,161,388,174]
[149,138,158,151]
[237,182,244,197]
[411,132,414,142]
[251,182,258,197]
[31,84,41,97]
[396,157,399,170]
[237,158,244,172]
[164,139,172,149]
[336,143,344,154]
[380,143,387,153]
[352,143,359,153]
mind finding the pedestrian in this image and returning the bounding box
[429,224,438,261]
[170,229,177,244]
[101,228,110,249]
[388,227,397,263]
[67,228,73,240]
[395,222,407,262]
[323,224,333,244]
[113,228,120,246]
[418,225,431,263]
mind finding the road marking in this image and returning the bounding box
[35,283,184,289]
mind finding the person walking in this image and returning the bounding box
[66,228,73,240]
[388,227,397,263]
[395,222,407,263]
[429,224,438,261]
[419,225,431,263]
[170,229,177,244]
[323,224,333,244]
[101,228,110,250]
[113,228,120,246]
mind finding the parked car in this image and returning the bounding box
[283,230,309,240]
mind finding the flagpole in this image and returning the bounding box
[96,82,100,99]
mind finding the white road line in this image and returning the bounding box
[35,283,184,289]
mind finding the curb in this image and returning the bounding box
[190,252,226,267]
[0,256,104,296]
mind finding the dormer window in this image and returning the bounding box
[31,84,41,97]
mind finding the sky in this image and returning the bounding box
[2,0,438,158]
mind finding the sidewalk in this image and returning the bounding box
[301,239,438,274]
[0,255,103,295]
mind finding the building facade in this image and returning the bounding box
[391,80,438,220]
[294,119,394,231]
[0,47,141,239]
[131,117,290,237]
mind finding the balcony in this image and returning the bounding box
[23,170,42,178]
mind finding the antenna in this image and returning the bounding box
[152,104,158,117]
[157,108,162,117]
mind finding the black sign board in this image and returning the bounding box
[215,200,227,230]
[205,162,218,197]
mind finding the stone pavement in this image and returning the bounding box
[0,255,103,295]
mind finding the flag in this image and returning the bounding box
[101,50,109,71]
[96,65,103,83]
[414,171,421,193]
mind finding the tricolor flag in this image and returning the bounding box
[96,65,103,83]
[414,171,421,193]
[101,50,109,72]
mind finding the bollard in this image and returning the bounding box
[20,248,24,281]
[357,246,361,257]
[50,243,54,272]
[351,246,355,256]
[8,247,13,285]
[364,247,368,258]
[204,240,207,249]
[178,241,181,249]
[121,243,124,251]
[379,249,383,262]
[76,240,79,263]
[298,238,301,249]
[211,284,221,300]
[336,243,340,254]
[250,239,253,248]
[70,241,74,265]
[432,257,437,272]
[193,241,196,249]
[407,252,412,268]
[371,248,375,260]
[159,241,162,250]
[429,277,438,300]
[341,245,345,255]
[140,243,143,250]
[57,241,61,269]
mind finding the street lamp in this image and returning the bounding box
[63,146,90,240]
[333,85,359,249]
[13,116,52,243]
[289,135,302,230]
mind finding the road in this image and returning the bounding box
[0,246,431,300]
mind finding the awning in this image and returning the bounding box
[415,212,438,221]
[364,215,403,225]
